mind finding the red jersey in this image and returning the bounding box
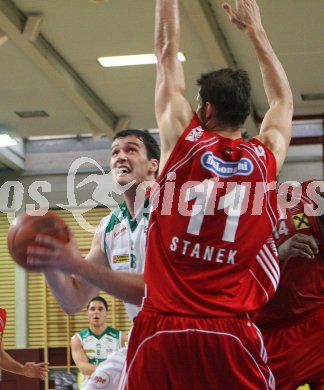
[252,180,324,326]
[0,307,7,346]
[144,115,279,317]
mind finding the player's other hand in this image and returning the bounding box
[278,233,319,261]
[26,226,82,273]
[23,361,49,379]
[222,0,262,33]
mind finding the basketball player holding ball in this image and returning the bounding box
[26,129,160,390]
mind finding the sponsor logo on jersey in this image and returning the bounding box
[112,254,129,264]
[90,372,110,388]
[201,152,254,178]
[85,348,96,354]
[292,213,310,230]
[113,226,127,238]
[185,126,204,142]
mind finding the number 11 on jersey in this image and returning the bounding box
[185,180,247,242]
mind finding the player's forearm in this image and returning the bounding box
[77,261,145,306]
[0,350,25,375]
[44,270,95,315]
[248,27,293,112]
[155,0,180,58]
[78,362,97,376]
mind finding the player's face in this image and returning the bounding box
[110,135,157,187]
[87,301,107,327]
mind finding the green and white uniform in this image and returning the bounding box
[99,199,150,320]
[77,326,122,389]
[84,199,150,390]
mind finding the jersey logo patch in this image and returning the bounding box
[201,152,254,178]
[253,144,266,158]
[90,372,110,388]
[185,126,204,141]
[85,349,96,353]
[292,213,310,230]
[112,254,129,263]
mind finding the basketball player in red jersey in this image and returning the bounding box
[122,0,293,389]
[252,180,324,389]
[0,307,48,379]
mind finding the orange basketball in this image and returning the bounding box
[7,210,69,268]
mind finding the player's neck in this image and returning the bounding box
[124,182,151,219]
[206,120,242,139]
[90,324,106,336]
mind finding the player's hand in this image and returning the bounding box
[278,233,319,261]
[222,0,262,33]
[23,361,49,379]
[26,227,83,273]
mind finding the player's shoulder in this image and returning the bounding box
[247,136,271,155]
[104,326,121,340]
[77,327,91,339]
[244,136,278,171]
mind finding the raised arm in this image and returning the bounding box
[223,0,293,174]
[155,0,193,165]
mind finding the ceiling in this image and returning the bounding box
[0,0,323,142]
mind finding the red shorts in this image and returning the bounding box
[122,307,275,390]
[260,309,324,390]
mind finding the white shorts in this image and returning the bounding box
[83,347,126,390]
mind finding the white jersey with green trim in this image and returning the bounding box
[99,199,150,320]
[76,326,122,389]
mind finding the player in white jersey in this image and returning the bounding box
[99,198,149,320]
[72,297,126,389]
[27,129,160,389]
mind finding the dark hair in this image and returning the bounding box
[197,68,251,127]
[87,296,108,311]
[113,129,160,161]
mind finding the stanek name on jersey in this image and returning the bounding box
[170,236,236,264]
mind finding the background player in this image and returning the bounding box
[71,296,127,389]
[252,180,324,389]
[122,0,293,388]
[0,307,48,380]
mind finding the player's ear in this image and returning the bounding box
[149,158,159,175]
[205,101,214,119]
